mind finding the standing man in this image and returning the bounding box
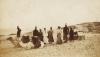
[48,27,54,44]
[17,26,21,37]
[38,29,44,42]
[69,27,74,41]
[32,26,41,48]
[63,24,69,43]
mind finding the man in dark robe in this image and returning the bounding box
[48,27,54,44]
[69,27,74,41]
[32,26,41,48]
[17,26,21,37]
[33,26,39,36]
[63,24,69,43]
[38,29,44,42]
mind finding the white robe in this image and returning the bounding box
[43,30,48,43]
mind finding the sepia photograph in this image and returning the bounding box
[0,0,100,57]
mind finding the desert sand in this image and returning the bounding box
[0,33,100,57]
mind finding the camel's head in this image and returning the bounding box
[7,37,13,41]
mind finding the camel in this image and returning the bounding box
[7,36,44,49]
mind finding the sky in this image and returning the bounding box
[0,0,100,34]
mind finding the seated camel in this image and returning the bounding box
[7,35,44,49]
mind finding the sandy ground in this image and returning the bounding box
[0,33,100,57]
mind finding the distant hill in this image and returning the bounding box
[76,22,100,33]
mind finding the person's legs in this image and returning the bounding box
[43,36,48,44]
[64,34,68,43]
[69,35,74,42]
[57,33,62,44]
[63,34,65,40]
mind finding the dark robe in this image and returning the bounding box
[38,31,44,42]
[17,27,21,37]
[32,29,41,48]
[32,36,41,48]
[63,26,69,42]
[48,30,54,43]
[69,29,74,41]
[56,33,62,44]
[33,29,39,36]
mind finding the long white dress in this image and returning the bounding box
[43,30,48,43]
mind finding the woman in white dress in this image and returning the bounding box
[43,28,48,44]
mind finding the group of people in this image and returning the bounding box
[16,24,78,48]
